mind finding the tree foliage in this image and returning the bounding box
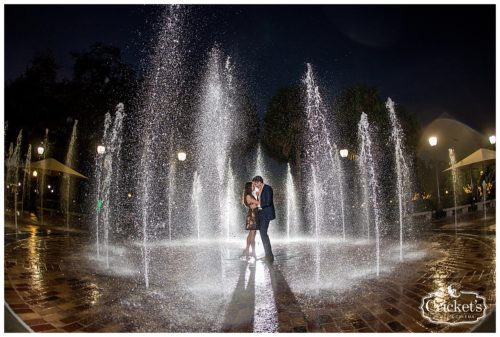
[261,85,304,162]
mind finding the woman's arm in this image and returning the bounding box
[245,195,259,209]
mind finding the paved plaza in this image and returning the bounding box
[3,212,496,332]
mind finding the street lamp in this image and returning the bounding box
[97,145,106,155]
[177,151,187,161]
[489,135,496,145]
[36,144,46,225]
[428,136,441,213]
[37,146,45,156]
[340,149,349,158]
[32,170,38,177]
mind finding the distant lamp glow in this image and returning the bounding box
[48,185,51,189]
[51,189,54,193]
[428,136,438,147]
[97,145,106,154]
[127,192,132,198]
[37,146,45,155]
[33,170,38,177]
[489,135,496,145]
[177,151,187,161]
[340,149,349,158]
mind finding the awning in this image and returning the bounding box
[30,158,87,179]
[443,148,495,172]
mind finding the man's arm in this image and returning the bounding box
[260,186,272,208]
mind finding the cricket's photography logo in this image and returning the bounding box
[420,283,487,325]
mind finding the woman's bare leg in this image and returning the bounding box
[250,230,257,257]
[244,231,252,257]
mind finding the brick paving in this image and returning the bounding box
[4,216,496,332]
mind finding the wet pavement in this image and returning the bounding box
[3,213,496,332]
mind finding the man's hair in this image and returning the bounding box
[252,176,264,183]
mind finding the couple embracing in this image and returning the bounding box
[241,176,275,263]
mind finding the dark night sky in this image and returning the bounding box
[4,4,496,133]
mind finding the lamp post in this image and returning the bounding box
[429,136,441,213]
[37,145,45,225]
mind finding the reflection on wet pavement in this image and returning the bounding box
[4,217,496,332]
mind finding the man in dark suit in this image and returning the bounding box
[252,175,275,262]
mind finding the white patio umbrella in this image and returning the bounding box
[443,148,495,172]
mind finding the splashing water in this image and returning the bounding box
[96,115,111,258]
[10,130,22,229]
[62,120,78,229]
[21,144,32,216]
[254,142,266,179]
[136,6,188,288]
[285,163,300,239]
[97,103,125,268]
[223,160,238,240]
[448,148,458,233]
[302,63,346,238]
[195,46,239,238]
[358,113,382,276]
[386,98,412,261]
[192,171,202,239]
[482,180,487,220]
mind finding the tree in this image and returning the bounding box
[332,84,420,156]
[69,43,138,121]
[261,85,304,163]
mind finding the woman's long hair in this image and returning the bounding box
[242,181,253,205]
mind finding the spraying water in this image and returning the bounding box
[10,130,22,229]
[386,98,411,261]
[358,113,382,276]
[302,63,346,238]
[285,163,300,239]
[482,180,487,220]
[21,144,32,216]
[136,6,188,288]
[448,148,458,233]
[223,159,238,240]
[195,46,239,238]
[254,142,265,179]
[95,114,111,258]
[166,160,176,239]
[6,142,13,194]
[62,120,78,229]
[101,104,125,269]
[192,171,202,239]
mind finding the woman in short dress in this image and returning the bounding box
[242,181,260,258]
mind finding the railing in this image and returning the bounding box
[411,199,495,221]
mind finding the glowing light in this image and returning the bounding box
[340,149,349,158]
[489,135,496,145]
[48,185,51,189]
[37,146,45,155]
[428,136,437,147]
[33,170,38,177]
[127,192,132,198]
[177,151,187,161]
[97,145,106,154]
